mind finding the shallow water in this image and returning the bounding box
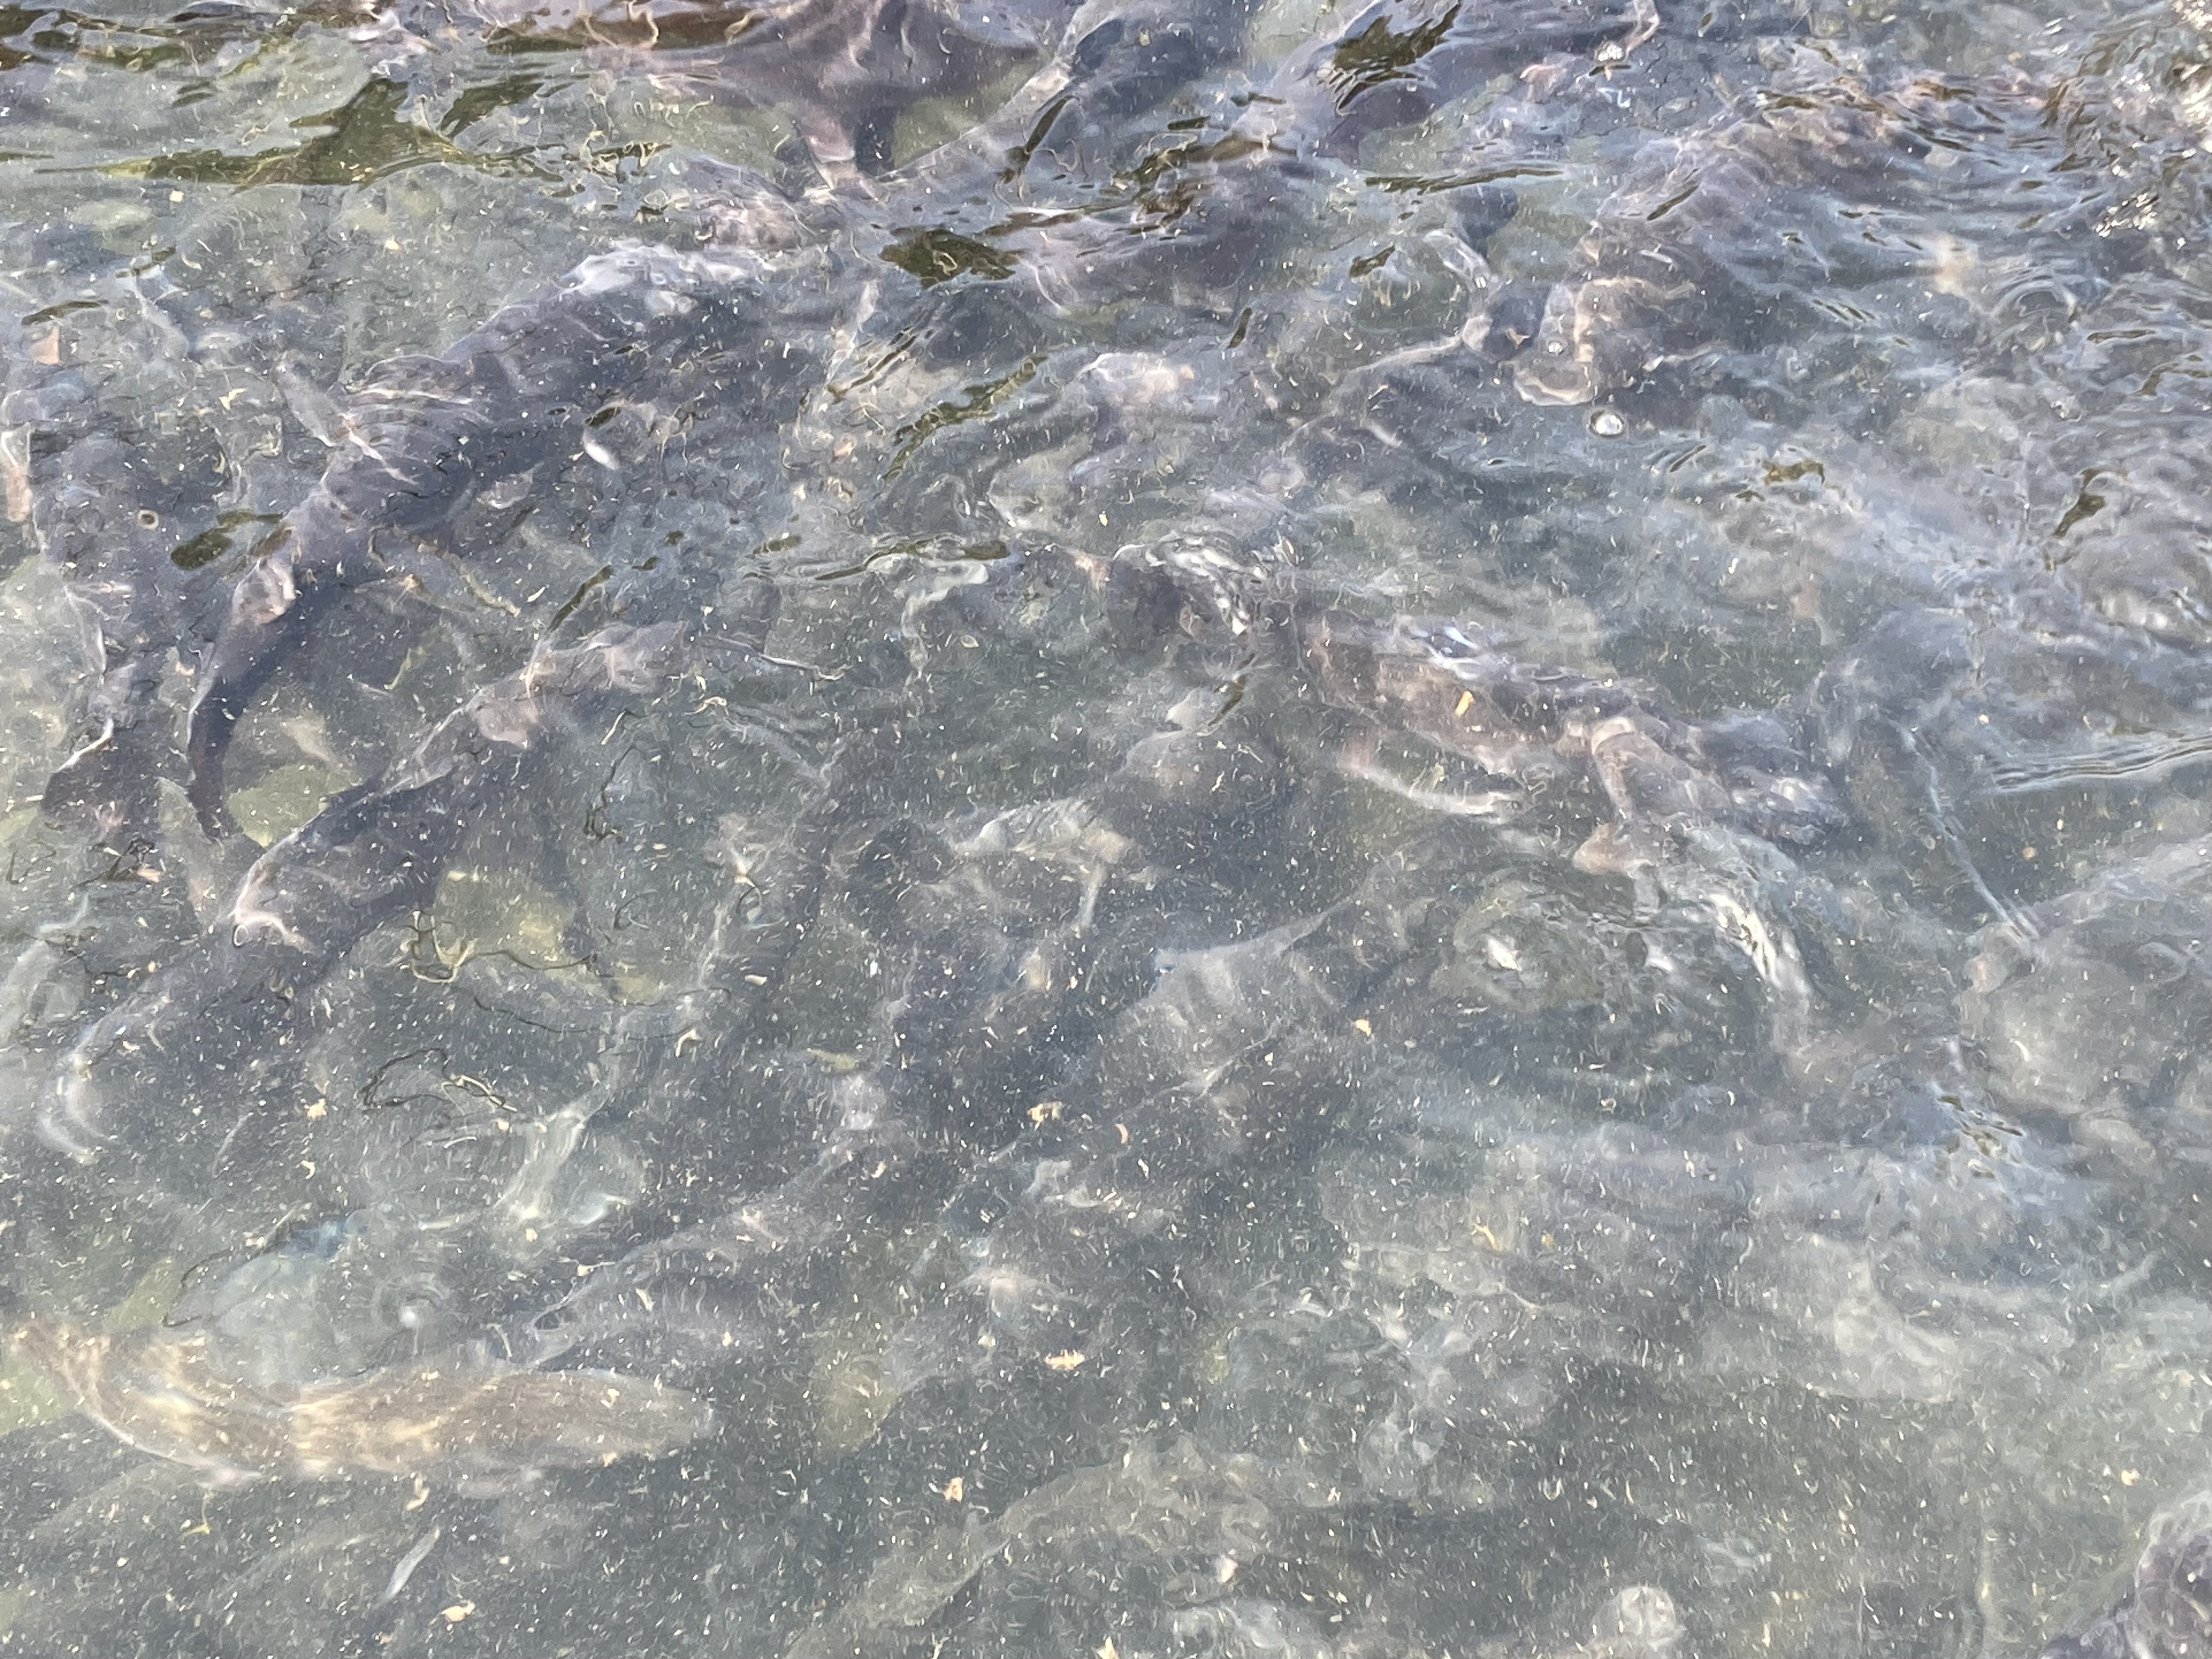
[3,0,2212,1653]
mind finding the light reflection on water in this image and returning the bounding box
[3,0,2212,1654]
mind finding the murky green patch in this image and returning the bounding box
[101,78,540,185]
[0,1351,66,1437]
[424,866,580,972]
[881,225,1020,286]
[230,763,352,848]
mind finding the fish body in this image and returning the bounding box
[11,1314,711,1488]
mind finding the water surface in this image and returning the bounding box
[3,0,2212,1654]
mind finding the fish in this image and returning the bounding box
[181,237,834,835]
[10,1313,712,1488]
[2038,1509,2212,1659]
[43,624,696,1164]
[435,0,1080,183]
[1510,54,2193,408]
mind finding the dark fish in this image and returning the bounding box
[439,0,1079,179]
[507,1072,929,1373]
[1291,605,1844,855]
[4,253,320,839]
[47,624,694,1162]
[2038,1517,2212,1659]
[177,0,1663,844]
[183,235,836,834]
[1511,55,2196,408]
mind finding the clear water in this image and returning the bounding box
[3,0,2212,1653]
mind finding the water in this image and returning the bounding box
[2,0,2211,1652]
